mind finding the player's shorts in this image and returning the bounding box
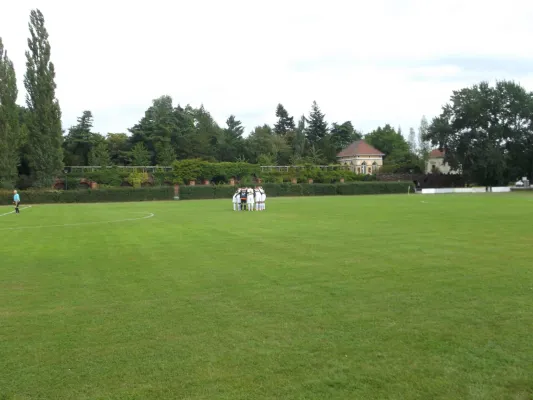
[14,201,20,207]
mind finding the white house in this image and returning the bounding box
[337,140,384,174]
[426,149,459,174]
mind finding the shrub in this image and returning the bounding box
[127,171,150,188]
[172,160,260,184]
[85,167,125,186]
[176,182,414,200]
[0,187,174,204]
[214,185,236,199]
[179,185,214,200]
[336,182,411,195]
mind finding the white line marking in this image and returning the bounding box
[0,206,32,217]
[0,212,155,231]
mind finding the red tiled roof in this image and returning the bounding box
[429,149,444,158]
[337,140,384,157]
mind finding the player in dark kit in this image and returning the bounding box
[239,188,248,210]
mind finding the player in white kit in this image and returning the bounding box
[246,188,254,211]
[258,186,266,211]
[254,187,261,211]
[232,191,240,211]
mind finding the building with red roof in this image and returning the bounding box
[426,148,459,174]
[337,140,385,175]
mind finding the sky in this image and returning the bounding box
[2,0,533,138]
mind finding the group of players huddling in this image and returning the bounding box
[232,187,266,211]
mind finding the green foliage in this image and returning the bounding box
[274,104,295,135]
[305,101,328,147]
[83,167,127,186]
[0,186,174,204]
[63,111,102,166]
[257,153,276,166]
[152,170,174,186]
[177,182,413,200]
[172,159,260,184]
[330,121,362,154]
[106,133,130,165]
[0,38,20,188]
[126,171,149,188]
[130,142,151,165]
[156,141,176,166]
[24,9,63,188]
[11,9,533,189]
[88,141,111,166]
[259,167,375,184]
[425,80,533,185]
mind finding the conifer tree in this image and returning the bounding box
[274,103,295,135]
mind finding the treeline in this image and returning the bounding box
[0,9,430,190]
[2,9,533,190]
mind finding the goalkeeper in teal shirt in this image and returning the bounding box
[13,190,20,214]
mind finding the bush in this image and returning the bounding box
[172,160,260,184]
[85,167,126,186]
[0,187,174,204]
[126,171,149,188]
[176,182,414,200]
[336,182,411,195]
[179,185,214,200]
[214,185,237,199]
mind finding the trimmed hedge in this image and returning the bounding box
[1,183,413,204]
[179,182,414,200]
[1,187,175,204]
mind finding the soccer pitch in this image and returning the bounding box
[1,194,533,399]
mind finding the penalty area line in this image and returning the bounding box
[0,211,155,231]
[0,206,32,217]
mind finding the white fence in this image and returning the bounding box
[420,187,511,194]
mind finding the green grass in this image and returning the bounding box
[1,194,533,400]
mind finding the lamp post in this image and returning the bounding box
[64,169,68,190]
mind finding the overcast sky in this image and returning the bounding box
[2,0,533,137]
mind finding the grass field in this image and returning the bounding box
[1,194,533,400]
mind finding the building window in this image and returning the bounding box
[357,167,360,174]
[361,162,367,174]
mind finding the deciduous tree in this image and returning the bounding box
[24,9,63,187]
[424,81,533,185]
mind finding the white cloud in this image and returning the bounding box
[2,0,533,137]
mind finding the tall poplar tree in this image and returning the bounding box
[24,9,63,187]
[0,38,20,188]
